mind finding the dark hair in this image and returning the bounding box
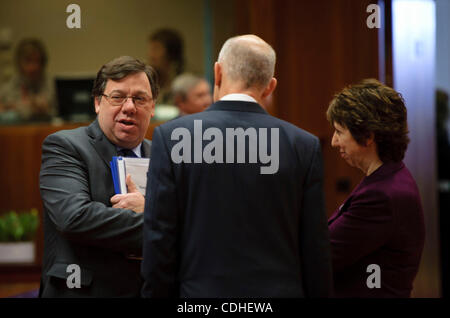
[15,38,48,69]
[149,28,184,74]
[92,56,159,101]
[326,78,410,163]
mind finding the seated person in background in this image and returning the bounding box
[147,28,184,105]
[0,38,54,123]
[172,73,212,116]
[39,56,158,297]
[327,79,425,298]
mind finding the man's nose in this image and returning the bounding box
[121,97,137,113]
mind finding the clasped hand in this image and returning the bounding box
[110,174,145,213]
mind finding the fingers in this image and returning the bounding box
[126,174,139,193]
[110,194,122,205]
[110,192,145,213]
[111,194,128,209]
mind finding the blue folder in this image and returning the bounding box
[110,156,122,194]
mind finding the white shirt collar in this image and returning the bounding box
[117,143,142,158]
[220,93,258,103]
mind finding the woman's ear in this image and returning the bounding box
[365,132,375,146]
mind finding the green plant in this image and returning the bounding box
[0,209,39,242]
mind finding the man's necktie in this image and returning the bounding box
[118,149,138,158]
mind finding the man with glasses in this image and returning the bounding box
[39,56,158,297]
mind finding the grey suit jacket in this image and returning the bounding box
[39,119,151,297]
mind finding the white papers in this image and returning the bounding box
[111,157,150,195]
[122,157,150,195]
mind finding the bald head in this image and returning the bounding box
[217,35,276,89]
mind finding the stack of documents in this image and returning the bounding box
[110,157,150,195]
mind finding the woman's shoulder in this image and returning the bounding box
[358,162,421,208]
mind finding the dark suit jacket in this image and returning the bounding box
[328,161,425,297]
[141,100,332,298]
[39,119,151,297]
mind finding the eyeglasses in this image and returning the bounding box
[101,93,153,107]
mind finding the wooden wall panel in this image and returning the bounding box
[236,0,440,298]
[237,0,378,216]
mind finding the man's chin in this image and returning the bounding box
[114,134,142,149]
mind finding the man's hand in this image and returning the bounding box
[110,174,145,213]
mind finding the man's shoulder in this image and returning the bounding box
[158,107,318,142]
[270,116,318,140]
[44,123,92,146]
[154,112,211,137]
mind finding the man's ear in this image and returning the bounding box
[214,62,222,88]
[150,101,155,117]
[262,77,277,99]
[174,95,185,113]
[94,96,101,114]
[213,62,222,102]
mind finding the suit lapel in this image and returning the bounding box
[87,120,117,169]
[87,119,152,165]
[141,139,152,158]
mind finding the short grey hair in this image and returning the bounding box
[218,35,276,89]
[171,73,204,101]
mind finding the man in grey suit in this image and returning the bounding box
[141,35,332,297]
[39,56,158,297]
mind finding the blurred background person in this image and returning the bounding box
[436,89,450,182]
[326,79,425,297]
[171,73,212,116]
[147,28,184,105]
[0,38,54,123]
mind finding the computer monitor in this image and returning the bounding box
[55,77,96,122]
